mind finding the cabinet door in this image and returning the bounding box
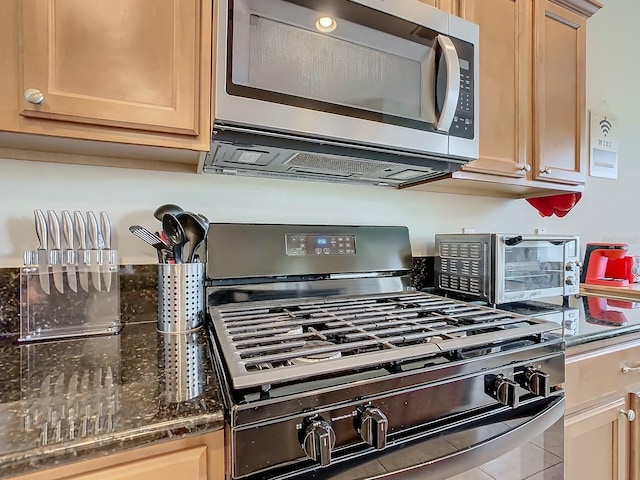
[457,0,531,178]
[418,0,459,13]
[532,0,587,184]
[68,446,207,480]
[630,391,640,480]
[565,398,629,480]
[19,0,201,135]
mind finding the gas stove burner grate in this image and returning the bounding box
[208,291,560,390]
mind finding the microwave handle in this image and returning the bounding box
[434,35,460,132]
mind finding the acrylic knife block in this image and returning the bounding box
[19,248,121,342]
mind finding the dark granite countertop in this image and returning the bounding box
[496,294,640,348]
[0,321,224,479]
[563,294,640,347]
[2,261,640,479]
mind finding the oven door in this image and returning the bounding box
[214,0,478,158]
[495,235,580,304]
[253,395,564,480]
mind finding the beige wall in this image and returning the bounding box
[0,0,635,267]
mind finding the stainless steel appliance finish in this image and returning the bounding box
[202,0,479,187]
[205,224,565,480]
[435,233,581,305]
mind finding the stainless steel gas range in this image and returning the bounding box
[204,224,565,480]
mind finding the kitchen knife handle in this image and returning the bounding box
[61,210,75,250]
[74,211,88,250]
[100,211,111,250]
[87,211,104,249]
[34,209,48,250]
[47,210,61,250]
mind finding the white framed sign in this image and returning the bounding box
[589,110,618,179]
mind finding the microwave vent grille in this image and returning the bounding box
[287,153,395,175]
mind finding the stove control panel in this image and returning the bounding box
[355,406,388,450]
[286,234,356,256]
[300,416,336,466]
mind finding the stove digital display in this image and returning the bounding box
[285,234,356,256]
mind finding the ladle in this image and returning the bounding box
[178,212,207,263]
[154,204,184,222]
[162,213,187,264]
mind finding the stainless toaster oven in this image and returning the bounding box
[435,233,580,305]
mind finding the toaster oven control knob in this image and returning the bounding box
[487,375,520,408]
[356,406,388,450]
[301,418,336,466]
[566,276,577,286]
[566,262,576,271]
[523,367,551,397]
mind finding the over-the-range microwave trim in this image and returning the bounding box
[200,0,480,188]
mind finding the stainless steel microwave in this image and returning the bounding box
[435,234,581,305]
[202,0,479,187]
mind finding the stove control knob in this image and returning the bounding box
[488,375,520,408]
[301,418,336,467]
[522,367,551,397]
[566,276,577,286]
[356,406,388,450]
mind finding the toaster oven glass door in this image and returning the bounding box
[501,240,567,297]
[225,0,475,138]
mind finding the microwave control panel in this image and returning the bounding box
[451,38,475,140]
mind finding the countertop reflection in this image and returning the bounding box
[498,294,640,348]
[0,322,224,479]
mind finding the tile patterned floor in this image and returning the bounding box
[448,435,563,480]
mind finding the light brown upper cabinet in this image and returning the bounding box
[409,0,602,198]
[0,0,211,165]
[456,0,530,179]
[533,1,587,184]
[19,0,202,135]
[419,0,459,13]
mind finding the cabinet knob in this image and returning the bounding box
[24,88,44,105]
[620,409,636,422]
[540,167,552,175]
[519,163,531,172]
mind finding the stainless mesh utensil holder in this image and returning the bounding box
[158,331,205,403]
[157,263,204,333]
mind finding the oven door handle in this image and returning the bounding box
[369,396,565,480]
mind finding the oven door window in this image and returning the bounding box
[227,0,474,134]
[503,241,566,294]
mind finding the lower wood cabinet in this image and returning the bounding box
[12,430,224,480]
[565,397,629,479]
[565,339,640,479]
